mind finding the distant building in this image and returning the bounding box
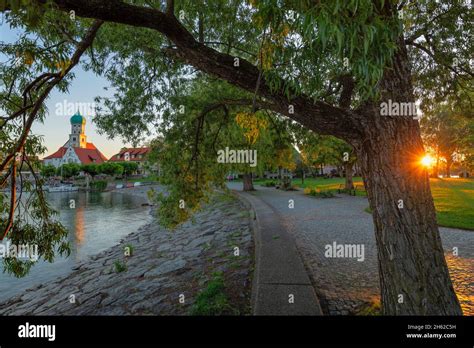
[109,147,159,175]
[43,112,107,167]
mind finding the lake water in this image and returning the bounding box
[0,190,152,302]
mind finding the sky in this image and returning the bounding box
[0,17,134,159]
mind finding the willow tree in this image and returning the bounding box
[149,76,289,226]
[1,0,472,314]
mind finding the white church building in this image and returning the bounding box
[43,112,107,167]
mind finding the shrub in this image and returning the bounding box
[304,186,334,198]
[57,163,81,178]
[40,164,56,178]
[90,180,107,192]
[98,162,124,176]
[262,180,277,187]
[190,272,238,315]
[124,244,134,256]
[81,163,100,176]
[113,260,127,273]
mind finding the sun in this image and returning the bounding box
[421,154,434,167]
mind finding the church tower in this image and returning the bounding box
[69,112,87,148]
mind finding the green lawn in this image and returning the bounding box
[429,178,474,231]
[255,177,367,196]
[255,177,474,230]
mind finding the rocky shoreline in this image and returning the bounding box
[0,187,254,315]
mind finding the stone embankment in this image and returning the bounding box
[0,189,254,315]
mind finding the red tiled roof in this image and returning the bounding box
[85,142,97,150]
[43,142,107,164]
[43,147,67,160]
[109,147,151,162]
[74,147,108,164]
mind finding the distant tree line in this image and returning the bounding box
[40,162,139,179]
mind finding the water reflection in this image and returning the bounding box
[0,190,151,302]
[75,206,85,246]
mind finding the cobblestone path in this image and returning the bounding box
[229,183,473,315]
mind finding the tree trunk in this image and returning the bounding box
[433,149,440,178]
[242,173,254,191]
[278,166,283,187]
[446,157,452,178]
[344,162,354,190]
[352,33,462,314]
[356,116,461,315]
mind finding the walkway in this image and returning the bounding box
[229,182,474,315]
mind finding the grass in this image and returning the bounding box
[303,186,335,198]
[257,177,368,196]
[362,178,473,230]
[429,178,474,230]
[124,244,134,256]
[190,272,238,315]
[256,176,473,230]
[113,260,127,273]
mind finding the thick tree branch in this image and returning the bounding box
[407,41,474,78]
[32,0,363,141]
[2,161,16,240]
[0,20,103,174]
[338,75,355,109]
[166,0,174,16]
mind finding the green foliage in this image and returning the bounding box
[0,188,70,277]
[97,162,123,176]
[57,163,81,178]
[190,272,238,316]
[251,0,401,100]
[295,126,356,172]
[304,186,335,198]
[1,0,472,278]
[421,105,473,173]
[82,162,135,177]
[90,180,107,192]
[430,178,474,231]
[119,161,139,176]
[81,163,100,176]
[113,260,127,273]
[150,77,295,226]
[0,124,69,277]
[40,164,56,177]
[406,1,473,113]
[124,244,134,256]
